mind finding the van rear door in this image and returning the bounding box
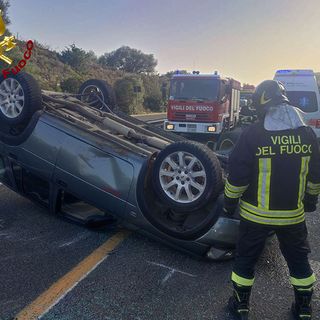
[274,69,320,139]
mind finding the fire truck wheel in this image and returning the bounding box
[78,79,116,111]
[0,72,42,129]
[216,130,242,154]
[152,141,223,212]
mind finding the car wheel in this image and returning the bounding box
[78,79,116,111]
[0,72,42,128]
[152,141,223,212]
[216,130,242,154]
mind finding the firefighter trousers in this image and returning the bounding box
[232,219,315,287]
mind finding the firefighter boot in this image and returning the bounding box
[228,284,251,320]
[291,288,313,319]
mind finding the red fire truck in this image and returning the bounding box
[164,72,241,146]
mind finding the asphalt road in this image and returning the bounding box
[1,184,320,320]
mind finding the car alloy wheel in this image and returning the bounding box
[152,141,222,212]
[80,85,104,106]
[159,151,206,204]
[0,78,25,119]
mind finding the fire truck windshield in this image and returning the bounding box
[170,78,220,101]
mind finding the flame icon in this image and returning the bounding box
[0,10,6,36]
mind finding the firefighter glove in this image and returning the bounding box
[303,193,318,213]
[223,196,239,216]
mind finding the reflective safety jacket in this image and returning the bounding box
[224,122,320,226]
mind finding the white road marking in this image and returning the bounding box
[59,232,89,248]
[147,260,197,285]
[161,269,176,285]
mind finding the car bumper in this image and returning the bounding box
[164,120,223,134]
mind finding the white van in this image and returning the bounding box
[274,69,320,140]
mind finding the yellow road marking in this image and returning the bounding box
[15,230,130,320]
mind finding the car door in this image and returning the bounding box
[53,134,134,217]
[0,120,67,205]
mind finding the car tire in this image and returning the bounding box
[78,79,116,111]
[0,72,42,129]
[216,129,242,154]
[152,141,223,212]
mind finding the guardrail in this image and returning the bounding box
[133,112,166,127]
[146,119,165,126]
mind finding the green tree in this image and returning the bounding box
[99,46,157,73]
[60,77,82,93]
[114,76,145,114]
[141,74,162,112]
[58,44,90,71]
[165,70,188,78]
[86,50,98,64]
[0,0,11,25]
[144,94,162,112]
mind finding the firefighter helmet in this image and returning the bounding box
[252,80,289,110]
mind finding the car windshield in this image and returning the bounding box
[170,78,219,101]
[286,91,318,113]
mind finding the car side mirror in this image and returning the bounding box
[220,95,227,103]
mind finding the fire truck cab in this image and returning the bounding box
[164,72,241,141]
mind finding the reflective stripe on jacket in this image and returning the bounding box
[224,122,320,226]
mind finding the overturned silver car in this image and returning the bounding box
[0,72,239,261]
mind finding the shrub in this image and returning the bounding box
[144,93,162,112]
[60,77,82,93]
[114,76,145,114]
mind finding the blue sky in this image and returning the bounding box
[8,0,320,84]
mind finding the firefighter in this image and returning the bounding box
[223,80,320,320]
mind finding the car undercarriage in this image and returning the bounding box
[0,72,239,261]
